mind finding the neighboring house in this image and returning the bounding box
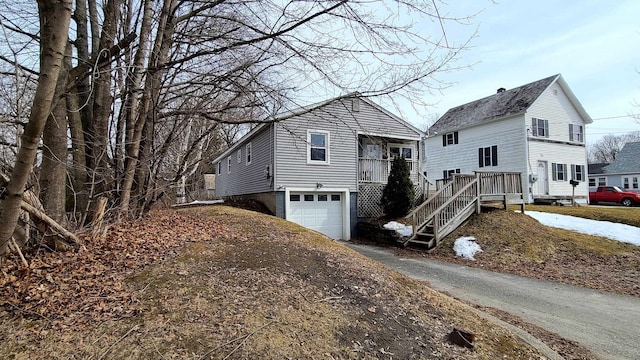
[212,94,425,240]
[589,142,640,194]
[424,74,592,203]
[587,163,609,192]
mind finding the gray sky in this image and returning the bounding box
[410,0,640,143]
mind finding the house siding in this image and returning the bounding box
[525,84,589,201]
[424,114,528,185]
[527,82,586,144]
[275,98,419,191]
[527,141,589,199]
[215,125,274,197]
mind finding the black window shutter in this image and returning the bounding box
[491,145,498,166]
[442,135,446,147]
[569,124,574,141]
[552,163,557,181]
[544,120,549,138]
[454,131,459,144]
[443,170,447,179]
[478,148,484,168]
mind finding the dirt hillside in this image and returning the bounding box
[1,206,545,359]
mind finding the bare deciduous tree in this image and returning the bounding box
[0,0,72,258]
[588,132,640,163]
[0,0,477,259]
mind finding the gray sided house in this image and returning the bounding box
[424,74,593,203]
[588,142,640,194]
[212,95,425,240]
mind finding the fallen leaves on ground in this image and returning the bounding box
[0,205,546,359]
[0,210,222,331]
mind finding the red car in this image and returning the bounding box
[589,186,640,207]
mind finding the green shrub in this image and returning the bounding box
[381,156,414,218]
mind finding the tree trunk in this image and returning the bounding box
[39,43,71,223]
[87,0,118,198]
[67,83,89,220]
[0,0,72,257]
[118,0,155,217]
[71,0,93,139]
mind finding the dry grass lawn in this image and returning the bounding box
[0,206,546,359]
[424,206,640,297]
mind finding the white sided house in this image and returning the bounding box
[212,94,425,240]
[588,142,640,195]
[424,74,592,203]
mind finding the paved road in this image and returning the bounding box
[344,243,640,360]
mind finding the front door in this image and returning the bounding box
[537,161,548,195]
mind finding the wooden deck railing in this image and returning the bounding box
[476,171,522,195]
[433,180,478,238]
[405,174,477,238]
[406,172,524,244]
[358,158,419,183]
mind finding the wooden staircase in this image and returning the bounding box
[404,172,524,250]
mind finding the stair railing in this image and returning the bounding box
[405,174,476,238]
[431,179,479,242]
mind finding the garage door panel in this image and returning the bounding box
[288,192,343,239]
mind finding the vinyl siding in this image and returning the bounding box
[215,125,274,196]
[528,141,588,198]
[527,82,586,144]
[424,114,528,185]
[275,98,420,191]
[525,83,589,199]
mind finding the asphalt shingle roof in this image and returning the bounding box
[588,163,609,175]
[603,142,640,174]
[429,74,559,134]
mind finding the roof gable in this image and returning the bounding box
[603,142,640,173]
[212,94,422,163]
[429,74,592,134]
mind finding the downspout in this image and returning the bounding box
[523,112,532,203]
[272,123,277,191]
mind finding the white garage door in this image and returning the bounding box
[288,192,343,239]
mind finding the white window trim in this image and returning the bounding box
[571,164,585,182]
[227,157,231,174]
[622,176,638,189]
[552,163,568,181]
[246,142,252,165]
[532,118,549,138]
[569,124,584,142]
[307,130,330,165]
[388,143,416,161]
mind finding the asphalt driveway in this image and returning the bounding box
[344,242,640,360]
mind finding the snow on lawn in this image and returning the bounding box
[453,236,482,260]
[525,211,640,246]
[383,221,413,237]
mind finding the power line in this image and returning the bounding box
[591,114,640,121]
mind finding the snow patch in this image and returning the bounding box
[173,199,224,207]
[383,221,413,237]
[524,211,640,246]
[453,236,483,260]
